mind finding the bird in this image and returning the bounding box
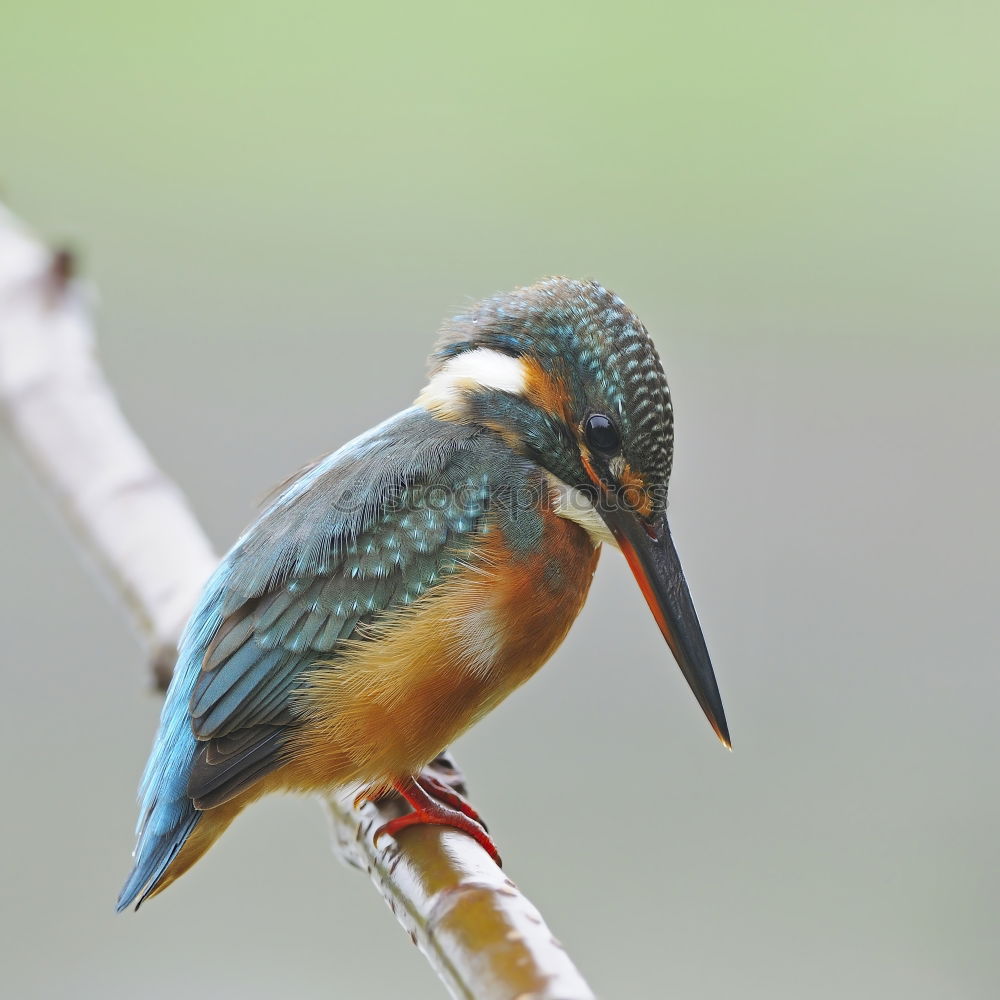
[117,276,729,911]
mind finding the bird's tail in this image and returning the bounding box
[116,803,199,911]
[117,798,243,911]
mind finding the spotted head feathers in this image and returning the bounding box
[420,277,675,520]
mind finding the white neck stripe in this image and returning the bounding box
[416,349,526,418]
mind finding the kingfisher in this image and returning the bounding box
[117,276,729,911]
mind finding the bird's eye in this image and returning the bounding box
[584,413,620,454]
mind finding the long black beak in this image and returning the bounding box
[601,508,730,748]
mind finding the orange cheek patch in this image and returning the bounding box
[521,356,572,423]
[618,462,654,518]
[580,451,604,493]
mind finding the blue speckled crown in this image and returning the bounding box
[431,277,675,494]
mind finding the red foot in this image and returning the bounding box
[415,773,489,832]
[373,777,502,866]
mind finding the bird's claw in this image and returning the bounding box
[415,773,489,832]
[370,776,502,866]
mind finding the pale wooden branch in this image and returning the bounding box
[0,203,596,1000]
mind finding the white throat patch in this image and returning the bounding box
[416,348,526,419]
[546,475,617,548]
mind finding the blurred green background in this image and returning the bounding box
[2,2,998,997]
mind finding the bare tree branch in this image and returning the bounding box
[0,203,596,1000]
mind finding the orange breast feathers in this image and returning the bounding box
[284,505,601,794]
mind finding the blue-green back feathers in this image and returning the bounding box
[118,407,538,910]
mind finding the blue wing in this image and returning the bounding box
[120,407,511,909]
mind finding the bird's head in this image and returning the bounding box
[418,277,729,747]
